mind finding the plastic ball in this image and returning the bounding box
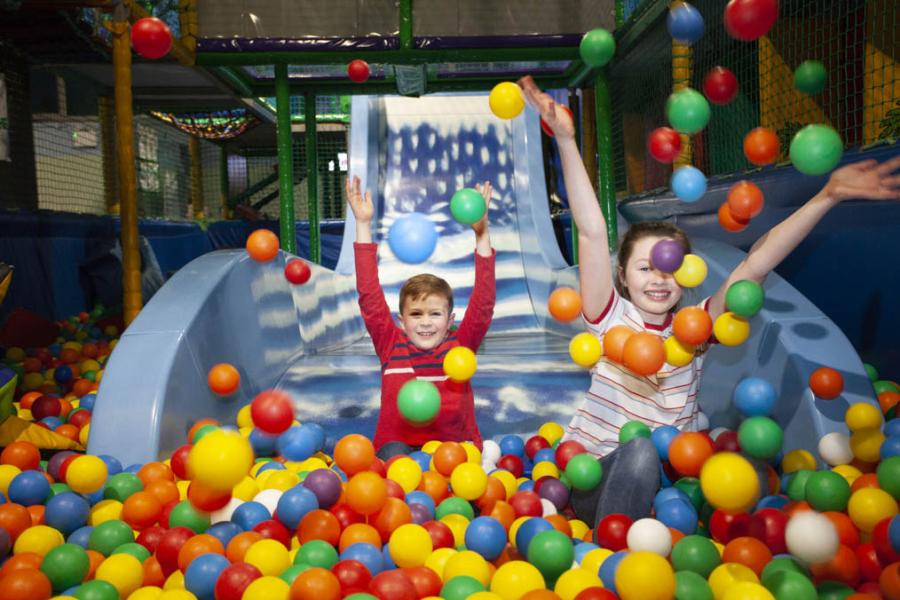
[186,430,254,492]
[664,336,695,368]
[548,287,582,322]
[95,552,143,597]
[673,254,707,288]
[793,60,826,95]
[647,127,682,164]
[733,377,776,417]
[39,542,90,592]
[569,333,602,369]
[207,363,240,397]
[737,416,783,460]
[443,346,477,383]
[671,166,707,202]
[386,457,422,494]
[8,470,51,506]
[878,456,900,499]
[673,307,713,346]
[809,367,844,400]
[464,516,506,561]
[246,229,279,262]
[703,66,739,105]
[527,529,573,581]
[805,470,851,512]
[700,452,759,512]
[718,202,750,233]
[846,402,881,432]
[565,454,602,491]
[650,239,685,273]
[669,432,714,477]
[242,575,289,598]
[278,424,325,462]
[184,552,229,600]
[726,182,765,223]
[541,105,575,138]
[743,127,780,166]
[397,380,441,426]
[667,2,705,45]
[251,390,294,435]
[450,188,486,225]
[489,82,525,120]
[67,456,108,495]
[555,569,604,599]
[622,332,666,377]
[626,518,672,556]
[671,534,721,577]
[214,562,262,600]
[849,487,898,533]
[726,279,765,318]
[656,498,698,535]
[666,88,711,134]
[388,213,438,264]
[713,312,750,346]
[348,59,370,83]
[785,511,839,563]
[789,124,843,176]
[490,561,545,599]
[131,17,173,59]
[302,471,343,511]
[450,463,487,501]
[388,524,432,568]
[724,0,779,41]
[284,259,312,285]
[619,421,651,444]
[579,28,616,67]
[45,492,91,536]
[615,551,676,600]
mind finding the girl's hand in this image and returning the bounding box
[471,181,492,238]
[346,176,374,224]
[823,156,900,203]
[518,76,576,140]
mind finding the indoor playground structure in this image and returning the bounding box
[0,1,899,599]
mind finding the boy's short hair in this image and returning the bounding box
[399,274,454,314]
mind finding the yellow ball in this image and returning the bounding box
[722,582,775,600]
[845,402,883,431]
[158,591,196,600]
[262,470,300,492]
[23,372,44,390]
[674,254,708,288]
[126,587,164,600]
[79,423,91,445]
[232,476,260,502]
[96,553,144,598]
[387,457,423,493]
[832,464,863,486]
[468,593,503,600]
[80,359,101,373]
[569,519,590,541]
[615,551,676,600]
[450,462,488,500]
[89,499,124,525]
[424,547,457,581]
[389,524,433,568]
[569,332,602,368]
[579,547,613,574]
[187,429,254,492]
[163,569,184,590]
[66,455,108,494]
[443,549,491,585]
[176,480,190,500]
[713,312,750,346]
[244,539,290,576]
[664,335,696,367]
[443,346,477,383]
[781,449,816,474]
[440,514,470,548]
[13,525,64,556]
[509,516,530,547]
[0,464,22,496]
[488,82,525,120]
[241,575,290,600]
[421,440,441,454]
[850,427,885,463]
[490,560,545,599]
[708,563,759,599]
[236,404,253,428]
[294,457,328,472]
[461,441,482,464]
[491,470,517,499]
[531,461,560,481]
[700,452,759,513]
[848,487,898,533]
[555,566,603,600]
[538,422,565,446]
[5,346,26,361]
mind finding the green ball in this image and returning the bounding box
[763,569,817,600]
[436,496,475,520]
[675,570,714,600]
[804,470,851,511]
[192,423,220,443]
[580,28,616,68]
[789,124,843,176]
[103,472,143,502]
[564,453,603,491]
[88,519,134,556]
[527,529,574,582]
[877,456,900,499]
[875,380,900,395]
[48,482,73,500]
[674,477,705,512]
[73,578,120,600]
[793,60,827,95]
[280,563,311,584]
[40,543,90,592]
[670,535,721,578]
[725,280,765,318]
[785,469,814,502]
[666,88,710,134]
[816,580,855,600]
[737,416,783,460]
[441,575,486,600]
[113,542,151,562]
[344,595,379,600]
[295,539,338,569]
[760,556,809,586]
[397,380,441,426]
[863,363,879,382]
[619,420,652,444]
[450,188,486,226]
[168,499,210,533]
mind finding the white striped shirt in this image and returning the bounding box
[564,290,709,457]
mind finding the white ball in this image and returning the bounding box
[709,427,729,441]
[211,497,244,524]
[481,461,497,473]
[696,411,710,431]
[540,498,558,517]
[626,517,672,557]
[785,511,839,564]
[818,432,853,466]
[253,488,283,515]
[482,440,502,464]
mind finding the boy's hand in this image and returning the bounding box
[346,176,374,224]
[518,76,575,140]
[471,181,492,238]
[823,156,900,203]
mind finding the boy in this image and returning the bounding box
[346,176,496,451]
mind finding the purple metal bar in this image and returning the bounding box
[414,34,583,49]
[197,34,583,53]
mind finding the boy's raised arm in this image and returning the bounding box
[458,181,496,349]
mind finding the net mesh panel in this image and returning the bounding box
[0,44,39,211]
[610,0,898,194]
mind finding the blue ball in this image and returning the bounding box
[517,479,535,493]
[667,2,705,45]
[409,451,432,473]
[660,462,673,488]
[465,516,507,560]
[79,393,97,411]
[40,416,63,430]
[206,522,242,549]
[68,526,94,549]
[756,494,790,510]
[388,213,438,264]
[256,461,285,475]
[515,517,554,556]
[45,492,90,535]
[881,436,900,460]
[98,455,123,477]
[82,488,105,506]
[734,377,777,417]
[231,501,271,531]
[653,487,690,514]
[124,463,143,474]
[533,448,556,465]
[671,166,707,202]
[405,491,436,516]
[249,429,279,456]
[651,425,680,461]
[381,543,396,570]
[598,550,627,592]
[341,542,385,576]
[574,542,600,565]
[656,498,698,535]
[8,470,51,506]
[885,418,900,438]
[888,515,900,555]
[499,435,525,457]
[184,552,230,600]
[54,365,73,384]
[275,485,319,530]
[277,425,319,461]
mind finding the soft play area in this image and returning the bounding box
[0,1,899,599]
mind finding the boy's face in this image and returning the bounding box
[399,294,455,350]
[619,235,683,318]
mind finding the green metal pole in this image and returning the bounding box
[399,0,413,50]
[615,0,625,28]
[275,63,296,254]
[305,93,320,264]
[219,146,230,219]
[594,69,617,253]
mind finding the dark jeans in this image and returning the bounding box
[569,437,661,539]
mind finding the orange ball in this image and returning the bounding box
[824,511,860,548]
[143,555,166,587]
[290,566,342,600]
[743,127,780,166]
[486,499,516,531]
[26,505,44,526]
[880,562,900,600]
[54,424,80,442]
[603,325,634,364]
[810,367,844,400]
[851,473,881,494]
[668,432,715,476]
[72,379,94,398]
[548,287,583,323]
[727,181,765,220]
[1,442,41,471]
[810,544,860,588]
[246,229,280,262]
[0,504,33,541]
[187,481,232,512]
[432,442,468,477]
[207,363,240,396]
[138,461,174,486]
[0,568,52,600]
[298,509,342,546]
[18,392,43,410]
[879,391,900,414]
[339,523,383,552]
[622,332,666,376]
[226,531,264,563]
[545,514,573,537]
[722,536,773,576]
[59,348,79,364]
[334,434,376,476]
[475,477,507,511]
[371,497,412,542]
[346,472,388,516]
[82,343,99,358]
[144,479,180,506]
[672,307,713,346]
[718,202,750,233]
[0,553,42,578]
[122,491,163,530]
[177,534,225,572]
[416,471,449,505]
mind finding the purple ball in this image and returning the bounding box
[302,469,342,509]
[47,451,77,481]
[409,503,432,525]
[650,239,685,273]
[537,478,570,511]
[0,527,10,558]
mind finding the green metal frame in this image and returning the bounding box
[594,69,617,253]
[275,64,297,254]
[305,92,320,264]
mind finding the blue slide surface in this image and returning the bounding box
[88,95,876,466]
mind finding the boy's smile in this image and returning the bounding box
[399,294,455,350]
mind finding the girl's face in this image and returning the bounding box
[619,236,684,322]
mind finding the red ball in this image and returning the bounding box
[724,0,779,42]
[155,526,195,576]
[402,566,442,598]
[727,181,765,220]
[856,542,884,582]
[422,520,455,550]
[748,508,787,554]
[284,259,312,285]
[136,525,167,554]
[508,491,543,518]
[575,589,618,600]
[348,59,370,83]
[332,559,372,594]
[555,440,587,470]
[648,127,682,164]
[709,509,751,544]
[250,390,294,434]
[703,66,739,105]
[595,513,632,550]
[31,396,61,421]
[524,435,551,460]
[131,17,173,60]
[714,430,741,453]
[497,455,524,478]
[368,569,417,600]
[809,367,844,400]
[872,518,900,564]
[214,562,262,600]
[169,444,192,480]
[252,519,292,548]
[541,105,575,137]
[330,503,365,531]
